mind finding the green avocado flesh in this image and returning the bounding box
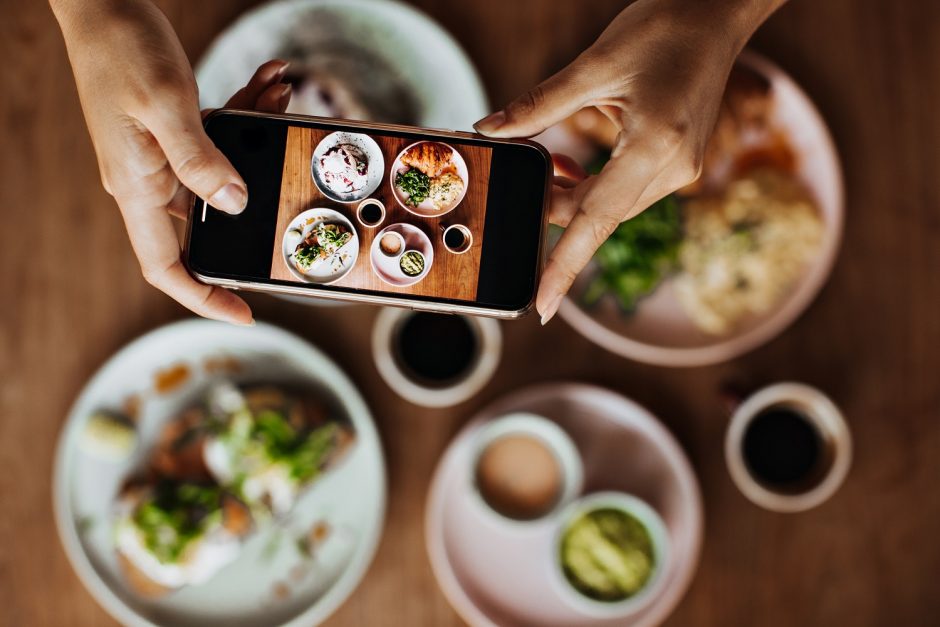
[560,507,656,602]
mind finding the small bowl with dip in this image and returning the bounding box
[470,413,583,524]
[370,223,434,287]
[552,492,670,619]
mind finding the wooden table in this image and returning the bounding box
[1,1,938,625]
[271,127,490,299]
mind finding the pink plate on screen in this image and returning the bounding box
[425,383,704,627]
[556,50,844,367]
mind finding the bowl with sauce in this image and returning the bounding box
[471,413,583,524]
[552,492,670,619]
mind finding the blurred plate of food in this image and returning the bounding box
[54,320,385,627]
[390,141,469,217]
[282,208,359,284]
[425,383,703,627]
[311,131,385,203]
[541,51,843,367]
[369,223,434,287]
[195,0,488,130]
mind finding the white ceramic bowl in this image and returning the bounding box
[371,307,501,408]
[469,413,583,525]
[551,492,670,620]
[311,131,385,203]
[53,320,386,627]
[556,50,844,367]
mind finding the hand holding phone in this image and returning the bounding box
[186,111,551,318]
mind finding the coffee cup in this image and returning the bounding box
[725,382,851,513]
[442,224,473,254]
[371,307,501,407]
[356,198,386,228]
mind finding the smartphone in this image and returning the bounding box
[184,110,551,319]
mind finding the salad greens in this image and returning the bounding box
[582,194,683,311]
[133,481,224,563]
[396,168,431,206]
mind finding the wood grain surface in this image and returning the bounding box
[2,1,939,626]
[270,127,489,300]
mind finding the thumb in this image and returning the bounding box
[474,63,591,138]
[145,104,248,215]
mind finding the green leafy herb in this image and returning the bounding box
[396,168,431,206]
[293,245,322,271]
[582,194,683,312]
[132,481,224,564]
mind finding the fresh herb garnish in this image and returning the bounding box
[582,194,683,311]
[396,168,431,206]
[132,481,224,563]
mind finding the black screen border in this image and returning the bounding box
[186,110,550,313]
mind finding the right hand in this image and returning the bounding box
[52,0,293,324]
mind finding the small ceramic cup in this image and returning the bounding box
[469,413,583,526]
[442,224,473,254]
[725,382,852,513]
[356,198,386,228]
[377,231,405,259]
[371,307,501,408]
[551,492,670,619]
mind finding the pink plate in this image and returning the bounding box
[370,222,434,287]
[425,383,704,627]
[390,141,469,217]
[556,50,845,367]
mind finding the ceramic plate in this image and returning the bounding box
[53,320,386,627]
[369,223,434,287]
[554,50,844,367]
[390,141,469,217]
[425,383,703,627]
[195,0,488,130]
[312,132,385,203]
[282,208,359,284]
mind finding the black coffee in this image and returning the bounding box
[394,312,478,386]
[742,405,831,493]
[445,228,467,250]
[360,204,382,225]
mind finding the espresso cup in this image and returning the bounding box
[442,224,473,254]
[356,198,386,228]
[725,382,851,513]
[371,307,501,407]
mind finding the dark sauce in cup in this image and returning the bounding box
[742,405,833,493]
[394,312,478,387]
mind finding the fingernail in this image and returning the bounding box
[474,110,506,134]
[278,83,292,110]
[274,60,290,80]
[540,294,563,326]
[209,183,247,214]
[233,318,255,327]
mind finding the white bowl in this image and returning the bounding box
[468,413,583,525]
[556,50,844,367]
[311,131,384,203]
[53,320,386,627]
[551,492,670,620]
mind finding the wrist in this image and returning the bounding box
[665,0,786,55]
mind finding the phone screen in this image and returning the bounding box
[187,112,550,313]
